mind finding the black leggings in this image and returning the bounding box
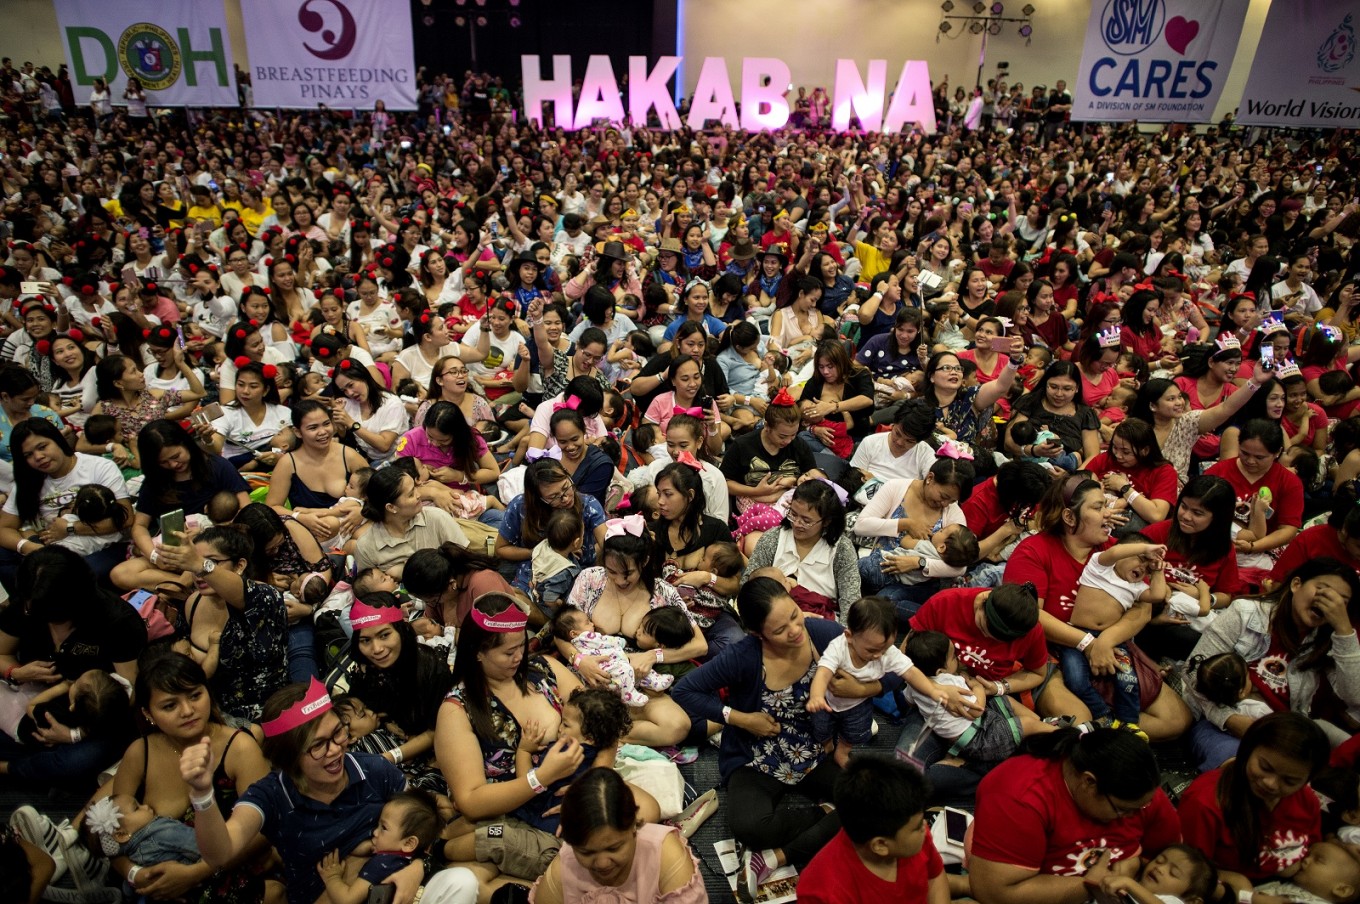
[726,758,842,869]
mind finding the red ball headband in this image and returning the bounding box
[234,356,251,367]
[317,346,331,357]
[261,364,278,379]
[233,328,248,339]
[338,358,356,371]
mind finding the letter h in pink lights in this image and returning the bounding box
[520,55,574,128]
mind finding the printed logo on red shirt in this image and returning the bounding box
[1259,828,1310,873]
[1052,840,1131,876]
[956,642,996,674]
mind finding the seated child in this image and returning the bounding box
[1191,652,1274,723]
[806,596,955,767]
[1016,346,1052,392]
[1010,419,1080,472]
[84,414,138,473]
[796,755,948,904]
[1163,564,1217,632]
[1096,843,1219,904]
[332,693,448,797]
[904,629,1054,769]
[635,606,701,681]
[48,484,131,556]
[886,522,979,585]
[1058,537,1166,737]
[317,791,443,904]
[551,605,673,707]
[85,793,199,885]
[531,509,584,613]
[10,668,131,750]
[1253,840,1360,904]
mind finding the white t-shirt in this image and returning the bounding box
[309,345,375,376]
[2,452,128,529]
[818,632,913,712]
[395,344,440,388]
[460,321,526,379]
[910,672,977,740]
[345,393,410,463]
[190,294,238,340]
[212,403,292,459]
[626,455,729,523]
[1078,556,1147,611]
[348,301,403,356]
[143,362,206,395]
[52,369,98,428]
[1270,280,1322,317]
[63,298,118,333]
[528,394,608,450]
[849,434,937,482]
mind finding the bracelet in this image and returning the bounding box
[654,648,665,663]
[150,549,160,567]
[999,678,1011,696]
[1126,490,1141,504]
[3,665,16,683]
[105,443,114,452]
[190,790,216,812]
[15,539,27,555]
[69,727,82,743]
[127,865,142,886]
[572,652,584,670]
[1246,380,1262,392]
[722,705,733,724]
[1076,632,1096,652]
[526,768,547,794]
[391,746,404,764]
[1238,890,1253,904]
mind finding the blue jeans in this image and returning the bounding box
[702,611,746,660]
[1189,718,1241,772]
[894,714,987,809]
[287,621,318,683]
[0,727,129,788]
[478,508,505,531]
[812,698,874,745]
[797,431,849,482]
[858,550,938,626]
[1056,642,1140,723]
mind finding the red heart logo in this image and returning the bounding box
[1165,16,1199,55]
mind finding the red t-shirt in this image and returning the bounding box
[910,588,1050,682]
[1175,375,1235,412]
[798,828,943,904]
[1085,452,1178,507]
[1282,402,1327,449]
[1031,312,1068,352]
[1081,367,1120,409]
[1004,532,1109,623]
[1140,519,1244,596]
[1177,768,1319,880]
[959,349,1008,384]
[971,755,1182,876]
[1121,325,1163,361]
[1270,524,1360,585]
[962,478,1007,539]
[1203,459,1304,533]
[1054,283,1079,317]
[1301,361,1360,419]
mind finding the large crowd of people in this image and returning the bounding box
[0,55,1359,904]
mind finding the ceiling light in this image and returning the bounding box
[973,1,986,13]
[940,20,953,32]
[970,20,984,33]
[509,14,521,26]
[941,0,954,10]
[989,21,1002,33]
[1019,24,1032,36]
[992,2,1004,13]
[1022,3,1035,14]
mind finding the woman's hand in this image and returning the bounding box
[137,861,210,899]
[897,517,932,541]
[179,734,216,796]
[732,710,781,738]
[154,534,200,573]
[31,712,77,745]
[10,660,59,684]
[1100,473,1132,496]
[810,425,834,447]
[1033,439,1064,458]
[1084,637,1118,676]
[936,684,984,719]
[296,510,340,541]
[574,654,614,689]
[1234,530,1259,553]
[385,859,425,904]
[1312,582,1355,635]
[538,737,585,784]
[879,553,920,576]
[36,521,68,545]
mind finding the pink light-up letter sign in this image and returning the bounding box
[739,58,792,131]
[629,56,683,130]
[521,55,573,128]
[687,56,740,130]
[573,55,627,129]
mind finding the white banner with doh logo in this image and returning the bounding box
[1238,1,1360,128]
[240,0,418,109]
[54,0,236,106]
[1072,0,1250,122]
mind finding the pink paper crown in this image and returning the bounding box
[470,601,529,633]
[1096,326,1122,349]
[1259,313,1287,336]
[262,677,332,738]
[349,599,403,631]
[1214,333,1241,354]
[1274,359,1302,379]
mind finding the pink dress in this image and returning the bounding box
[530,823,707,904]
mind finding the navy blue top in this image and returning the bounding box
[238,752,405,904]
[672,618,905,783]
[137,453,249,519]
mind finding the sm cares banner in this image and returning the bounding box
[54,0,235,106]
[1237,2,1360,128]
[1072,0,1249,122]
[240,0,418,109]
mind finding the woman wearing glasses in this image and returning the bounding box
[743,479,860,623]
[496,459,609,598]
[108,654,271,903]
[921,349,1019,449]
[153,525,289,724]
[182,681,480,904]
[966,727,1180,904]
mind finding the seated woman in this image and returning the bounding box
[1005,361,1101,470]
[672,578,905,895]
[798,340,874,482]
[331,358,410,465]
[626,413,730,523]
[1005,476,1193,740]
[529,768,704,904]
[744,479,860,622]
[967,727,1181,904]
[82,354,193,464]
[721,391,814,528]
[111,653,271,902]
[1184,557,1360,772]
[1204,419,1304,585]
[201,361,291,471]
[497,460,608,599]
[920,350,1018,450]
[265,400,371,546]
[1178,712,1327,895]
[1219,377,1305,469]
[1271,482,1360,587]
[0,419,132,591]
[435,593,658,891]
[558,525,705,746]
[0,547,145,785]
[154,525,289,724]
[183,680,480,904]
[354,466,470,578]
[715,320,771,431]
[403,543,521,632]
[854,456,974,614]
[526,376,609,455]
[856,307,928,402]
[961,459,1054,572]
[628,322,729,417]
[110,420,252,594]
[396,400,498,494]
[1087,418,1178,534]
[642,355,726,458]
[547,408,614,510]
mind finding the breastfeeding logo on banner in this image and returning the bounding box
[1238,2,1360,128]
[1072,0,1249,123]
[240,0,418,110]
[54,0,236,106]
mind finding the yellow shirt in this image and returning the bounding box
[186,204,221,227]
[160,200,185,229]
[854,241,892,281]
[239,201,273,237]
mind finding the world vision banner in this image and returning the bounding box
[1238,1,1360,128]
[55,0,236,106]
[241,0,418,109]
[1071,0,1249,122]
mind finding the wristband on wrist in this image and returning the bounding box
[15,539,27,555]
[190,790,216,812]
[127,865,143,886]
[526,768,547,794]
[722,705,733,724]
[105,443,114,453]
[69,727,82,743]
[391,746,404,764]
[1238,890,1253,904]
[654,648,665,663]
[1127,490,1141,504]
[572,652,584,670]
[1077,632,1097,652]
[1246,380,1262,392]
[3,665,16,683]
